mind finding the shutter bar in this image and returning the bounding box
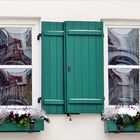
[43,31,64,36]
[67,30,102,36]
[68,98,103,104]
[43,99,64,105]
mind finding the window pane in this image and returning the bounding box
[0,68,32,105]
[109,68,139,105]
[108,28,139,65]
[0,27,32,65]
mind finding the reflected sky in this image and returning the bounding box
[108,28,139,65]
[3,27,31,34]
[115,68,132,73]
[110,28,133,35]
[4,68,27,73]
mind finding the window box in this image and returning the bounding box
[102,106,140,133]
[0,119,44,132]
[0,107,48,132]
[104,120,140,133]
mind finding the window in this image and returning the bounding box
[0,19,41,108]
[0,27,32,106]
[0,19,44,132]
[104,20,140,107]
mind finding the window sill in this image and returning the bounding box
[0,119,44,132]
[104,120,140,133]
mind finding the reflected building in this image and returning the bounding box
[0,28,31,65]
[126,29,139,58]
[129,69,139,104]
[109,69,139,105]
[0,69,32,105]
[108,28,139,65]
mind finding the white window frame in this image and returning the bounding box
[0,18,41,109]
[104,19,140,108]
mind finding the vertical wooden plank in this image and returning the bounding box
[49,23,57,113]
[81,22,89,112]
[71,23,82,111]
[88,22,97,112]
[65,21,75,113]
[96,22,104,112]
[56,23,64,113]
[42,22,50,113]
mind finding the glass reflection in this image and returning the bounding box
[0,27,32,65]
[108,28,139,65]
[109,68,139,105]
[0,68,32,105]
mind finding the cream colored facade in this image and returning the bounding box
[0,0,140,140]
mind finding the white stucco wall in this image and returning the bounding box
[0,0,140,140]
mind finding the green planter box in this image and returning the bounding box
[0,119,44,132]
[104,120,140,133]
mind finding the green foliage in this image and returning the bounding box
[134,112,140,128]
[8,111,33,127]
[115,112,140,131]
[116,114,134,129]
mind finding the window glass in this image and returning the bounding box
[0,27,32,106]
[109,68,139,105]
[108,28,139,65]
[108,27,139,105]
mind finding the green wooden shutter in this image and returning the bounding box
[65,21,104,113]
[42,22,65,114]
[42,21,104,114]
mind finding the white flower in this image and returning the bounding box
[127,108,137,116]
[102,106,140,120]
[117,106,138,116]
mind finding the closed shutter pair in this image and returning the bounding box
[42,21,104,114]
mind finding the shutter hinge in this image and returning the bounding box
[37,33,42,40]
[101,113,104,120]
[38,97,42,103]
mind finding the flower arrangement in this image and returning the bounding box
[102,106,140,132]
[0,107,49,127]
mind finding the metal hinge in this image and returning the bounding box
[37,33,42,40]
[38,97,42,103]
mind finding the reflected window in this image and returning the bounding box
[108,28,139,65]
